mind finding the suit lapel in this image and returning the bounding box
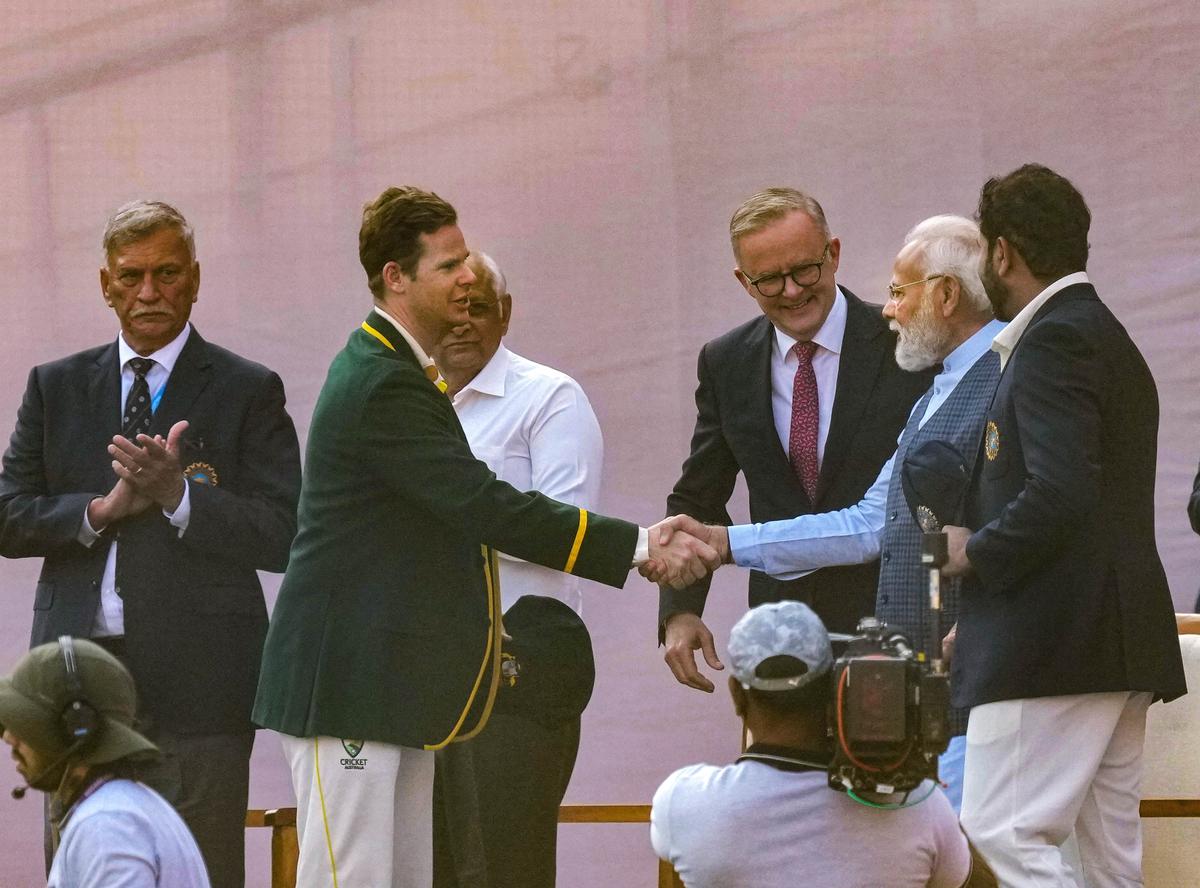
[152,327,212,436]
[817,289,887,501]
[88,341,123,440]
[743,316,800,496]
[997,283,1099,392]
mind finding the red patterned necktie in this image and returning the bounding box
[789,341,820,501]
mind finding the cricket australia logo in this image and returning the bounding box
[340,739,366,770]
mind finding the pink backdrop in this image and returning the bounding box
[2,2,1198,885]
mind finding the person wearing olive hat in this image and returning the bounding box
[0,637,209,887]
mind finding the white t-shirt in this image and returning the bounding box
[651,760,971,888]
[49,778,210,888]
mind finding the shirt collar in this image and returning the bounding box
[773,286,848,360]
[942,318,1007,376]
[117,322,191,374]
[457,343,509,399]
[372,306,438,374]
[991,271,1090,369]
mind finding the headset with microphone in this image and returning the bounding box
[11,636,101,800]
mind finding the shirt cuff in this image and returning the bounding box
[164,481,191,537]
[77,501,103,547]
[633,527,650,565]
[726,523,757,569]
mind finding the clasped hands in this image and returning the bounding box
[640,514,732,589]
[86,420,191,530]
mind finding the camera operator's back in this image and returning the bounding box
[651,759,969,888]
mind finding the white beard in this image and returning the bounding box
[892,296,952,371]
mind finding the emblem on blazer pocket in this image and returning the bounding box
[984,421,1000,462]
[184,462,219,486]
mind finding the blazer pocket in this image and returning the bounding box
[34,581,55,611]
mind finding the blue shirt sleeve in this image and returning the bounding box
[727,452,892,580]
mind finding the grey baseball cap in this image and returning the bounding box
[727,601,833,692]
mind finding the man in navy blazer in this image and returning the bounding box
[942,165,1185,885]
[661,187,932,692]
[0,201,302,888]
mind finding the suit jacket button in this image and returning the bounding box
[889,512,897,522]
[880,594,889,605]
[882,550,891,562]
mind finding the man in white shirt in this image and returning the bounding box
[431,252,603,888]
[651,600,991,888]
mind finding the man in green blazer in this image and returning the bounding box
[253,186,717,888]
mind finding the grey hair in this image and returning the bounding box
[103,200,195,263]
[730,187,831,259]
[472,251,508,299]
[903,215,990,314]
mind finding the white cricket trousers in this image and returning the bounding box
[281,734,435,888]
[960,691,1151,888]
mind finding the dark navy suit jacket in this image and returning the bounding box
[957,283,1185,708]
[662,289,933,636]
[0,328,302,733]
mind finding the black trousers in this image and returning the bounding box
[47,637,254,888]
[434,712,582,888]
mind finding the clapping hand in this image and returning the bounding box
[109,420,190,512]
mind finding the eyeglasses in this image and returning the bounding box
[744,243,831,298]
[886,274,944,303]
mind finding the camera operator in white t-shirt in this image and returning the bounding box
[651,601,996,888]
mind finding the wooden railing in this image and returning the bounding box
[248,798,1200,886]
[247,803,684,888]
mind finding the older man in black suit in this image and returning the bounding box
[0,200,302,888]
[661,187,933,692]
[942,165,1186,886]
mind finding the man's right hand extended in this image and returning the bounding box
[662,612,724,693]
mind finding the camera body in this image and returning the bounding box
[826,616,950,795]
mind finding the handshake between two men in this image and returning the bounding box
[643,515,730,588]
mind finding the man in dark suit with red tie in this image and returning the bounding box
[0,200,302,888]
[661,188,933,691]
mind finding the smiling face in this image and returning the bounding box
[100,226,199,356]
[387,224,476,348]
[734,210,840,342]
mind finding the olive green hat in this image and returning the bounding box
[0,639,158,766]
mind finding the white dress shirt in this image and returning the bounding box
[729,319,1007,580]
[991,271,1091,370]
[451,345,604,614]
[770,287,848,467]
[78,324,194,636]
